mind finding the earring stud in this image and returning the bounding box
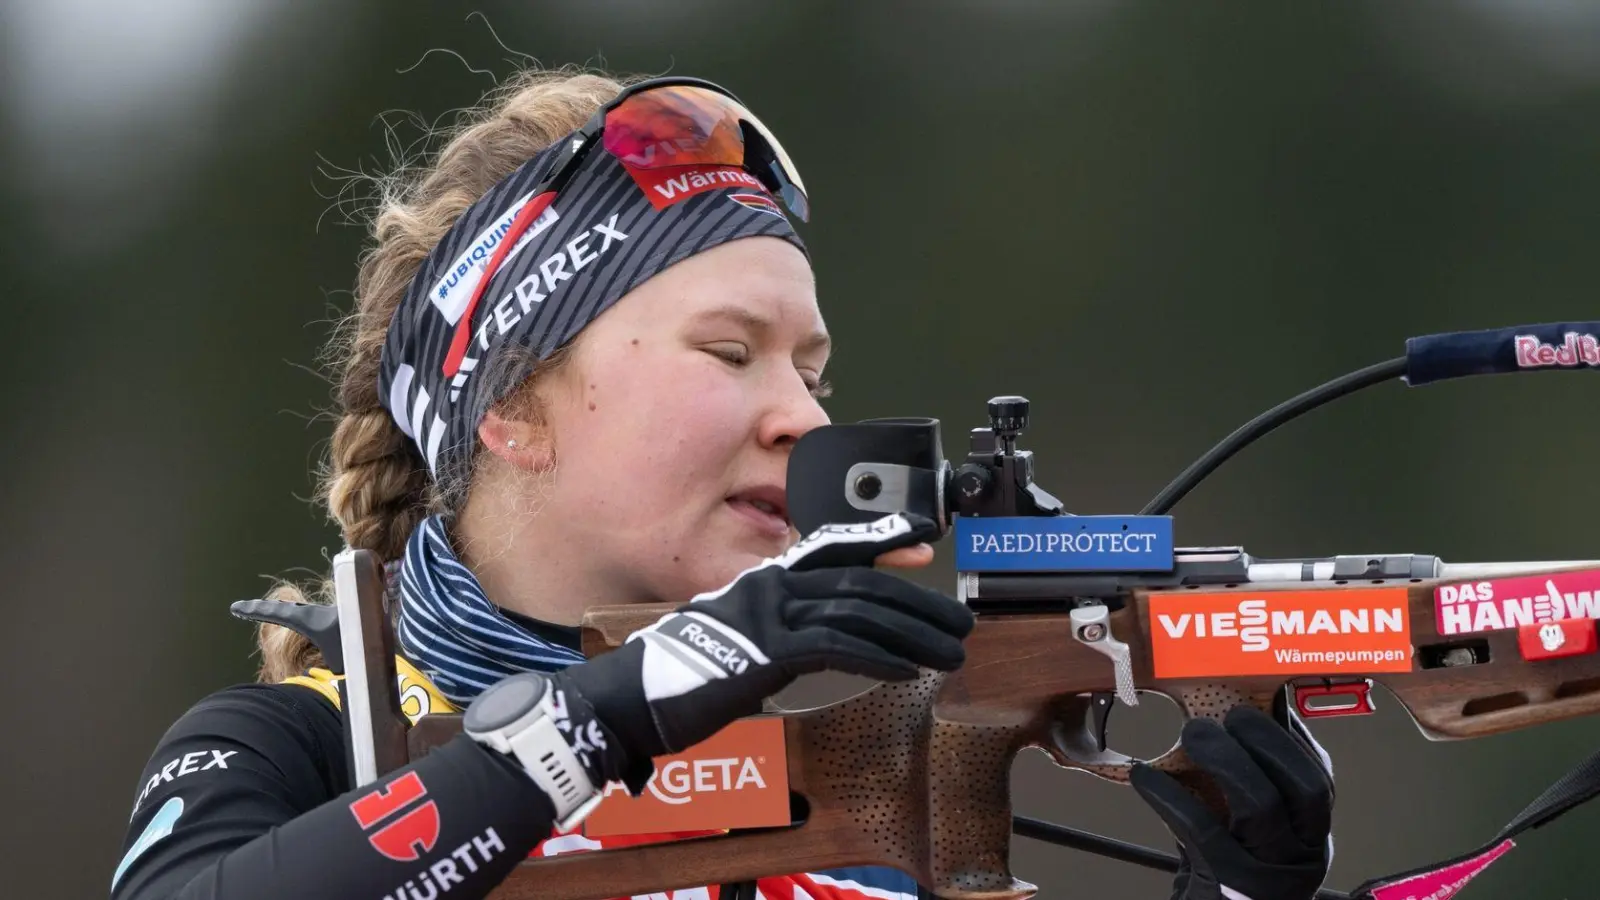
[507,439,518,449]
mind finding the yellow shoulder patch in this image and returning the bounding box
[281,668,342,708]
[395,656,459,719]
[279,657,459,725]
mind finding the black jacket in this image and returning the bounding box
[111,676,559,900]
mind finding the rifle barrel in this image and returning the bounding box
[1438,560,1600,580]
[963,557,1600,605]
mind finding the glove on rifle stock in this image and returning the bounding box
[559,512,976,775]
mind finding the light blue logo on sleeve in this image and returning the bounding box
[954,515,1175,572]
[113,796,185,889]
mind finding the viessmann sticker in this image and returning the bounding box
[1434,568,1600,636]
[1148,588,1413,679]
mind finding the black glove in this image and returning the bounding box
[554,512,975,789]
[1130,704,1335,900]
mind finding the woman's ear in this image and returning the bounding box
[478,409,555,473]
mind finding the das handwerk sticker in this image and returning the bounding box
[1148,588,1413,679]
[1434,568,1600,637]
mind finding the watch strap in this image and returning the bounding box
[506,712,605,832]
[469,682,604,833]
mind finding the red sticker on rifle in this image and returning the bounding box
[1148,588,1413,679]
[580,717,789,838]
[1434,568,1600,636]
[1517,618,1597,661]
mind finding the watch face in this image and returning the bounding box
[464,673,549,732]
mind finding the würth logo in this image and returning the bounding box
[350,771,441,862]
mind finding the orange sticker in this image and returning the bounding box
[1147,588,1414,679]
[582,716,790,838]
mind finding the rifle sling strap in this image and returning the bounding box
[1348,744,1600,899]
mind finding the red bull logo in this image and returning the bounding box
[1514,331,1598,369]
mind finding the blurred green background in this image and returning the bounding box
[3,1,1598,897]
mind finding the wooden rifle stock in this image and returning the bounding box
[363,558,1600,900]
[402,603,1055,900]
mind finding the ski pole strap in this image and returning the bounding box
[1349,745,1600,899]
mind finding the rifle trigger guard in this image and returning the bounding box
[1071,604,1138,706]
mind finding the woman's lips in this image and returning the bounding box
[726,498,792,540]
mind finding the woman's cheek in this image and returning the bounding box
[666,363,752,432]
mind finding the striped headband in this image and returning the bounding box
[377,109,806,489]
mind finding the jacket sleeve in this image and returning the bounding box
[110,682,558,900]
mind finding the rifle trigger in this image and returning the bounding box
[1090,692,1115,753]
[1070,603,1139,706]
[1293,679,1376,718]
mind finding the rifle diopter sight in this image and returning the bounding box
[788,393,1067,538]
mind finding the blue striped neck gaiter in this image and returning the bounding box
[395,514,586,706]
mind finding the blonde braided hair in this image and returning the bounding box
[256,66,638,682]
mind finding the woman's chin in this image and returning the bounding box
[667,519,796,598]
[696,548,777,591]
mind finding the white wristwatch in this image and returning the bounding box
[463,672,604,833]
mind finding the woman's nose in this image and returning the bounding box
[758,380,831,450]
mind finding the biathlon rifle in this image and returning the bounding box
[292,321,1600,900]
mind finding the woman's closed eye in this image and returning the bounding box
[703,342,750,366]
[704,342,831,397]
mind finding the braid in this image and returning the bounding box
[324,411,431,559]
[253,65,631,682]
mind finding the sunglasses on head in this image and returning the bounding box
[442,77,808,378]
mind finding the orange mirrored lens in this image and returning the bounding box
[603,86,745,168]
[601,85,807,217]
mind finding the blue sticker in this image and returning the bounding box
[113,796,184,889]
[954,515,1175,572]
